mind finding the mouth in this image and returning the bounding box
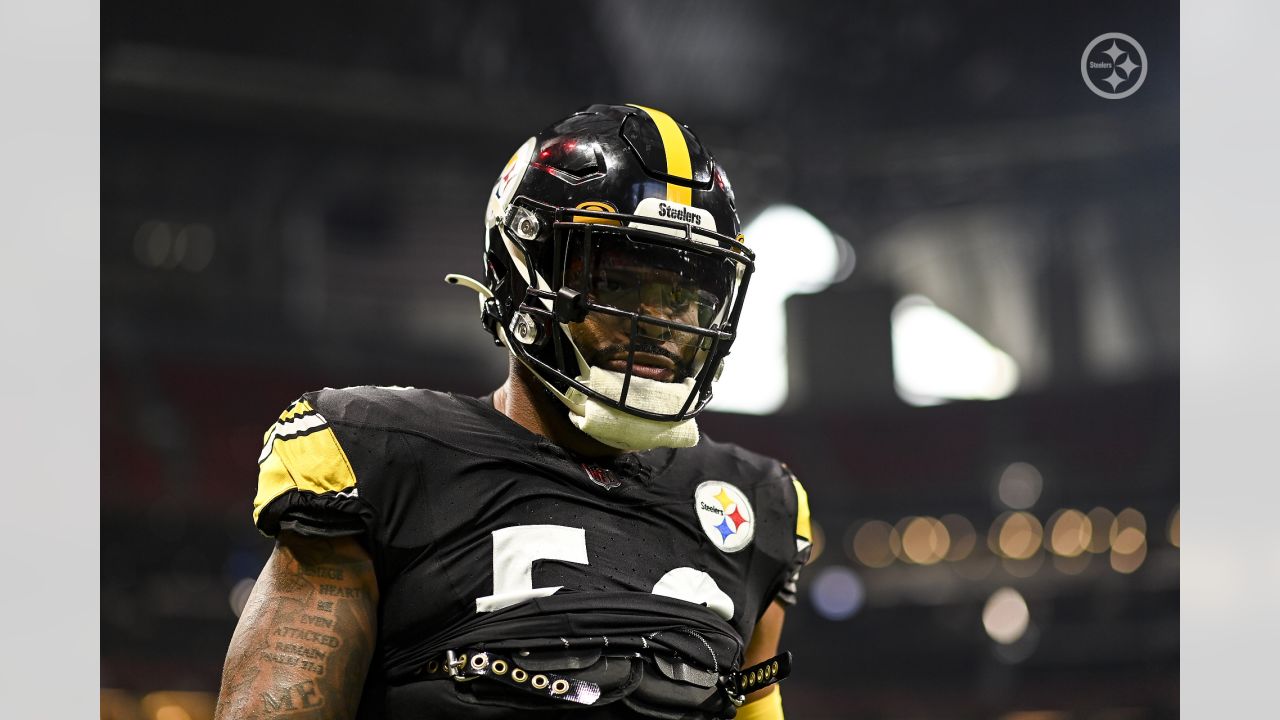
[603,352,678,382]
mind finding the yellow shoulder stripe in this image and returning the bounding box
[628,104,693,206]
[263,399,317,444]
[253,409,358,525]
[792,476,811,541]
[279,398,315,421]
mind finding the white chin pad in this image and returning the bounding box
[564,367,699,452]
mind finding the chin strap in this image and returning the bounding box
[446,274,700,452]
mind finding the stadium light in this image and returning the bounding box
[890,295,1020,406]
[982,587,1030,644]
[711,204,853,414]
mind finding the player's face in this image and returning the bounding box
[565,266,703,383]
[564,243,726,383]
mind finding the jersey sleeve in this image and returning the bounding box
[774,466,812,607]
[252,395,376,539]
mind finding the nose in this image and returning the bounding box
[637,317,674,342]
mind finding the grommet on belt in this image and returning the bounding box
[491,659,509,675]
[511,668,529,683]
[550,678,570,695]
[531,674,549,690]
[470,653,490,672]
[444,650,466,677]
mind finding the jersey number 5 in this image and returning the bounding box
[474,524,734,620]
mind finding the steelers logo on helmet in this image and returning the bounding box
[486,136,536,226]
[694,481,755,553]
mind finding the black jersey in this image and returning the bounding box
[253,386,811,718]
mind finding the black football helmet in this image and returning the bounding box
[465,104,754,422]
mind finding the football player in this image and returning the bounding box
[215,104,812,720]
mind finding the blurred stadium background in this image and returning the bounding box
[101,1,1178,718]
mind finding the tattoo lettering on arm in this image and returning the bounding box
[215,533,378,720]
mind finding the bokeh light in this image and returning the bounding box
[851,520,897,568]
[1110,508,1147,554]
[887,519,904,560]
[1046,508,1091,557]
[810,566,866,621]
[1111,527,1145,555]
[177,223,217,272]
[132,220,217,273]
[134,220,173,269]
[139,692,214,720]
[982,587,1030,644]
[155,706,192,720]
[712,204,846,414]
[997,462,1043,509]
[940,514,977,561]
[992,511,1043,560]
[1110,540,1148,574]
[809,519,826,564]
[900,516,950,564]
[1085,507,1116,553]
[1107,508,1148,573]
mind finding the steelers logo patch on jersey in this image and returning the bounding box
[694,481,755,553]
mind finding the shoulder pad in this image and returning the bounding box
[253,395,359,527]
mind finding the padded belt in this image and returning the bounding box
[423,649,604,705]
[420,646,794,712]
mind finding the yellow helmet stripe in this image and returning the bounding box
[628,104,693,206]
[792,476,812,541]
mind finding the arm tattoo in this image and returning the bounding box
[215,535,377,720]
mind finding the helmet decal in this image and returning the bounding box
[571,200,622,226]
[630,197,718,240]
[486,136,536,226]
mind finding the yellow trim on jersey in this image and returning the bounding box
[253,409,358,525]
[738,687,784,720]
[269,399,316,435]
[628,104,693,206]
[792,477,811,541]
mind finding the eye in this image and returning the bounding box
[670,285,695,308]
